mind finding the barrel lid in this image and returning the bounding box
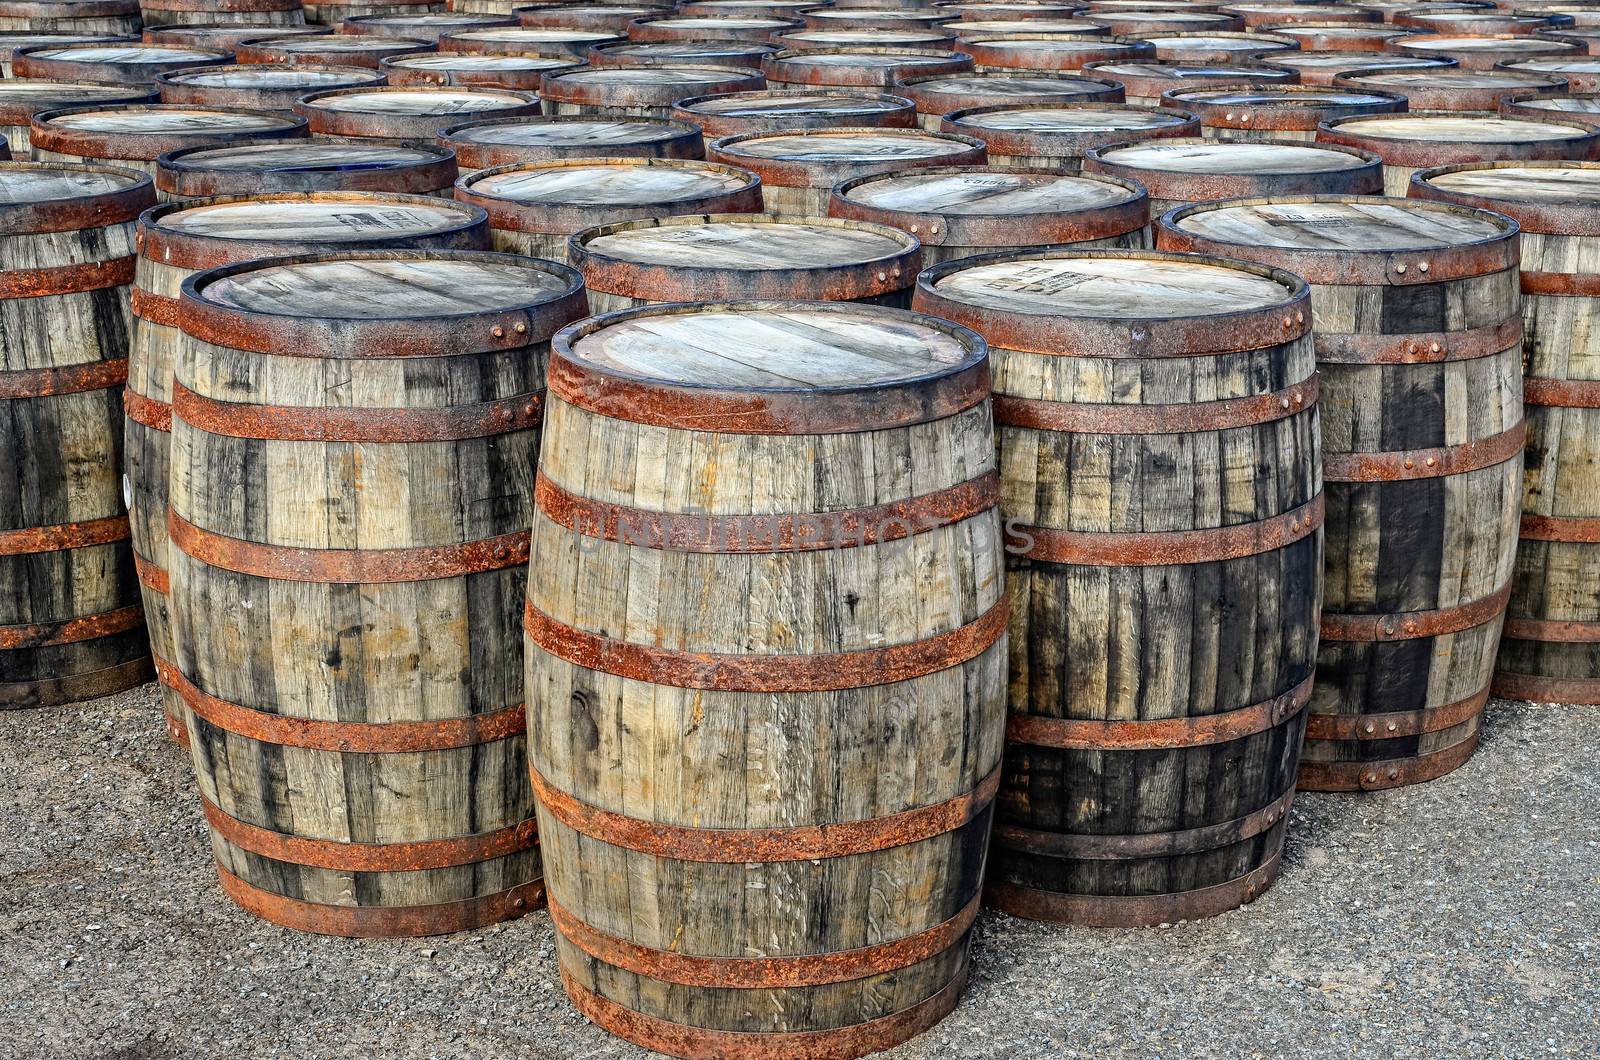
[21,44,228,64]
[0,160,154,233]
[1341,68,1567,88]
[345,12,515,28]
[1096,137,1374,172]
[442,114,695,147]
[944,18,1110,32]
[148,195,480,244]
[634,14,801,28]
[710,129,986,186]
[578,213,913,267]
[386,52,578,70]
[949,102,1197,132]
[463,158,756,206]
[1222,2,1372,14]
[304,86,534,114]
[1090,59,1298,81]
[1263,22,1402,38]
[1262,51,1452,71]
[163,141,448,171]
[1510,93,1600,112]
[1389,33,1581,55]
[1411,160,1600,235]
[38,105,300,133]
[0,32,131,53]
[1501,57,1600,72]
[776,28,956,45]
[1169,87,1401,107]
[899,72,1119,98]
[1403,10,1552,28]
[767,47,965,69]
[0,80,156,124]
[680,90,910,116]
[547,64,755,84]
[1147,32,1299,55]
[450,28,623,42]
[958,36,1155,65]
[593,40,779,62]
[1325,113,1593,143]
[246,34,432,53]
[158,66,380,89]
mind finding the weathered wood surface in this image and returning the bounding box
[380,51,580,91]
[0,80,157,156]
[30,105,308,178]
[297,86,541,147]
[1332,69,1568,112]
[1158,196,1524,791]
[1080,59,1300,105]
[1258,51,1453,87]
[12,44,235,84]
[1318,113,1600,194]
[528,300,1003,1054]
[234,34,436,70]
[913,249,1319,922]
[762,46,974,92]
[0,0,140,34]
[301,0,442,24]
[588,40,780,72]
[169,250,587,935]
[1386,32,1584,70]
[894,71,1124,131]
[775,27,956,51]
[143,22,329,50]
[1164,85,1408,142]
[1146,30,1299,63]
[961,35,1155,75]
[1084,137,1384,213]
[941,102,1199,170]
[517,2,669,32]
[155,141,459,199]
[0,33,137,78]
[155,65,383,114]
[437,115,705,170]
[672,90,917,138]
[341,11,514,41]
[628,13,806,42]
[1411,161,1600,704]
[540,64,764,118]
[1500,57,1600,93]
[1260,21,1406,52]
[138,0,305,30]
[441,27,626,60]
[0,161,154,708]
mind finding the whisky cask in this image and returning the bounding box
[156,64,385,113]
[802,5,958,29]
[169,248,587,935]
[942,18,1110,38]
[0,32,137,77]
[1254,50,1455,87]
[516,2,669,32]
[0,161,155,708]
[935,0,1088,19]
[1163,84,1406,141]
[31,105,307,179]
[569,212,921,310]
[1397,9,1558,32]
[1317,113,1600,194]
[380,51,583,90]
[1255,22,1407,51]
[681,0,841,14]
[673,90,916,137]
[0,0,140,33]
[1543,24,1600,52]
[301,0,443,24]
[528,298,1003,1056]
[896,71,1126,131]
[438,114,704,169]
[1385,32,1585,69]
[1145,31,1300,63]
[0,79,156,155]
[1410,160,1600,704]
[1091,9,1245,34]
[707,127,987,217]
[941,102,1200,170]
[540,65,765,118]
[157,139,459,196]
[1225,3,1379,27]
[454,156,762,258]
[1332,67,1567,109]
[236,32,435,67]
[297,86,541,146]
[587,39,781,71]
[138,0,305,29]
[13,43,233,83]
[831,166,1149,262]
[1353,0,1494,19]
[913,248,1319,923]
[627,13,806,41]
[441,27,625,60]
[340,12,516,40]
[1499,54,1600,88]
[774,27,959,52]
[1084,136,1382,212]
[959,35,1155,74]
[127,193,488,742]
[146,21,328,48]
[1082,60,1299,105]
[1502,89,1600,124]
[1158,197,1523,791]
[762,47,973,93]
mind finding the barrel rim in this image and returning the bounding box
[0,80,158,126]
[294,84,542,139]
[585,38,781,67]
[11,42,236,83]
[760,45,975,87]
[340,12,519,35]
[1316,109,1600,165]
[707,124,989,186]
[540,62,766,105]
[0,158,153,233]
[1084,134,1383,200]
[940,101,1202,154]
[31,103,309,160]
[1410,158,1600,235]
[154,139,458,197]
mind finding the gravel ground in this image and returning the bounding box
[3,684,1596,1060]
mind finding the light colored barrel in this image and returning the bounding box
[803,5,958,29]
[1145,30,1301,62]
[1255,50,1457,86]
[586,39,779,71]
[1398,9,1558,32]
[628,13,805,41]
[1082,59,1300,104]
[681,0,830,14]
[762,47,974,93]
[302,0,443,23]
[1257,21,1407,51]
[896,70,1125,129]
[1163,83,1407,141]
[672,89,917,137]
[540,64,765,117]
[144,22,327,48]
[959,34,1155,74]
[138,0,305,29]
[437,113,704,169]
[0,79,156,155]
[1318,112,1600,193]
[1410,160,1600,705]
[1225,3,1380,26]
[1502,89,1600,125]
[1090,8,1246,34]
[773,27,958,51]
[235,33,435,67]
[1085,135,1383,211]
[441,27,626,59]
[296,86,541,146]
[1499,54,1600,88]
[1333,67,1568,110]
[379,51,582,90]
[943,17,1110,38]
[528,298,1002,1057]
[1158,196,1524,791]
[0,32,138,77]
[126,193,489,743]
[0,161,155,708]
[13,43,234,84]
[454,156,763,258]
[169,249,587,936]
[913,248,1319,924]
[569,212,922,310]
[31,105,307,179]
[516,2,669,32]
[1385,32,1585,69]
[941,102,1200,169]
[341,11,515,40]
[156,140,458,197]
[155,64,384,113]
[707,126,987,217]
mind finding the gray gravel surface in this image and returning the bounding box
[3,684,1596,1060]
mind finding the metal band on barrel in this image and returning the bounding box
[1008,494,1322,567]
[124,388,172,432]
[992,375,1315,435]
[1519,513,1600,542]
[129,287,181,328]
[530,764,999,863]
[172,380,542,442]
[1491,670,1600,704]
[0,603,144,649]
[0,514,130,555]
[1522,271,1600,298]
[1320,582,1512,642]
[134,555,169,594]
[1524,376,1600,409]
[1502,616,1600,643]
[0,358,128,399]
[1322,421,1525,482]
[1296,731,1481,792]
[992,785,1294,861]
[1304,685,1490,741]
[0,256,134,299]
[1312,318,1521,364]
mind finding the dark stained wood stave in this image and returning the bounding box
[1,161,155,708]
[169,249,587,935]
[0,0,141,35]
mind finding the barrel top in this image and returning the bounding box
[159,66,376,88]
[388,52,576,70]
[467,159,753,204]
[1419,162,1600,203]
[1264,51,1451,70]
[839,168,1140,213]
[306,87,532,113]
[1515,94,1600,112]
[716,128,977,160]
[550,65,752,83]
[1393,33,1576,52]
[1169,86,1400,106]
[24,44,226,63]
[581,216,915,268]
[0,80,154,114]
[961,37,1148,57]
[1342,68,1565,87]
[682,90,909,115]
[250,35,431,52]
[901,73,1118,97]
[597,40,779,59]
[164,141,445,170]
[347,12,513,25]
[1329,113,1592,142]
[152,197,476,242]
[0,162,144,203]
[1502,57,1600,72]
[1092,60,1294,78]
[41,107,299,132]
[925,253,1297,318]
[445,116,690,145]
[565,304,978,392]
[770,49,960,68]
[779,28,954,44]
[945,17,1107,31]
[1148,32,1291,50]
[451,27,622,41]
[1097,137,1372,172]
[952,103,1193,130]
[636,14,800,27]
[198,256,575,318]
[1168,198,1512,250]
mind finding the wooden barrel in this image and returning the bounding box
[1255,51,1457,86]
[1398,9,1559,32]
[156,65,384,112]
[527,298,1002,1057]
[1158,196,1523,791]
[31,105,308,178]
[0,161,155,708]
[912,248,1318,923]
[761,47,974,93]
[1145,30,1301,63]
[1162,84,1407,141]
[708,127,986,217]
[127,192,488,743]
[157,140,459,197]
[1410,160,1600,704]
[1355,0,1491,19]
[1084,136,1383,212]
[144,21,328,48]
[302,0,443,23]
[138,0,305,29]
[936,0,1088,18]
[441,28,626,60]
[446,0,521,12]
[0,32,138,77]
[672,89,917,137]
[1499,55,1600,88]
[340,11,516,40]
[1317,113,1600,194]
[941,103,1200,170]
[454,156,763,258]
[1256,22,1408,51]
[587,39,781,71]
[802,5,959,29]
[437,114,704,169]
[517,2,669,32]
[0,0,140,33]
[774,27,959,51]
[13,43,234,84]
[0,80,156,156]
[895,72,1126,132]
[1227,3,1380,26]
[236,33,434,67]
[1333,67,1568,109]
[1385,32,1585,69]
[941,18,1111,38]
[540,65,765,118]
[1082,60,1300,105]
[628,13,806,40]
[1544,25,1600,53]
[296,86,541,146]
[380,51,582,90]
[168,248,587,935]
[569,212,921,310]
[1099,11,1251,35]
[1502,90,1600,125]
[682,0,829,15]
[831,166,1149,262]
[958,35,1155,74]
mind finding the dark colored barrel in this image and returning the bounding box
[437,114,705,169]
[1084,136,1383,212]
[156,140,459,198]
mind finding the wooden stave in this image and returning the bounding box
[911,247,1320,920]
[436,113,705,169]
[773,28,960,54]
[625,12,806,42]
[301,0,443,21]
[295,85,543,146]
[1145,30,1302,64]
[585,39,780,71]
[154,64,386,113]
[0,160,156,708]
[1225,4,1383,28]
[1085,135,1385,213]
[515,2,672,32]
[340,12,517,40]
[155,140,460,197]
[956,34,1156,74]
[1081,58,1301,106]
[168,247,588,935]
[1317,112,1600,194]
[1253,52,1459,88]
[1155,195,1524,790]
[939,102,1201,172]
[29,103,310,177]
[0,0,140,34]
[440,28,627,60]
[143,22,330,49]
[138,0,306,30]
[1502,89,1600,125]
[672,89,919,138]
[1256,21,1408,51]
[1497,54,1600,90]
